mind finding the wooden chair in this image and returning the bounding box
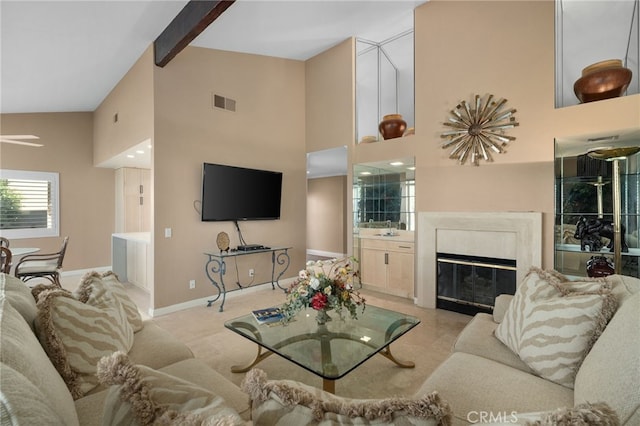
[0,237,10,248]
[0,247,12,274]
[15,236,69,287]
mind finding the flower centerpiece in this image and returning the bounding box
[280,257,365,324]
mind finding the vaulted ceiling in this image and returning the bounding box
[0,0,421,114]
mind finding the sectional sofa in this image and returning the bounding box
[1,268,637,425]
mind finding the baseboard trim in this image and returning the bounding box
[60,266,112,277]
[149,277,296,317]
[306,249,346,259]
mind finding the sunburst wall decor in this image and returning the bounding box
[441,94,519,166]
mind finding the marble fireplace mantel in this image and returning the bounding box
[416,212,542,309]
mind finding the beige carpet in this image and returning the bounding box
[151,285,471,399]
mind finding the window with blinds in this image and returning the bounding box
[0,170,59,239]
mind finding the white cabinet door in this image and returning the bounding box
[361,248,387,290]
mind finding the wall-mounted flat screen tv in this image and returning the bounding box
[201,163,283,221]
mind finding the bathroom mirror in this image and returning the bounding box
[353,157,415,231]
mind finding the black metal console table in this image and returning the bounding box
[204,246,291,312]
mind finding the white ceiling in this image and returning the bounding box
[0,0,422,114]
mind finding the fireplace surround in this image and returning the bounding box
[416,212,542,309]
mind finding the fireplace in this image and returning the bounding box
[416,212,542,309]
[436,253,516,315]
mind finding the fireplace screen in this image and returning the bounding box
[437,253,516,315]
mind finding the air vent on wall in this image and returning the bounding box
[212,94,236,112]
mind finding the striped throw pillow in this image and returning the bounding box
[97,352,244,425]
[74,271,143,332]
[495,267,617,388]
[241,368,452,425]
[35,289,134,399]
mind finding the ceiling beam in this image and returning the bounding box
[154,0,235,67]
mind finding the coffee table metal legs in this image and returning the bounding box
[378,345,415,368]
[231,345,274,373]
[323,379,335,393]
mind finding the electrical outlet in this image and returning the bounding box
[249,269,255,277]
[189,279,196,289]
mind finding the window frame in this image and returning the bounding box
[0,169,60,239]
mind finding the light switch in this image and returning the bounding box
[164,228,172,238]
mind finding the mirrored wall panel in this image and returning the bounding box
[356,30,414,143]
[555,129,640,278]
[353,158,415,231]
[555,0,639,108]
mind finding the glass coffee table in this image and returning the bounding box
[224,305,420,393]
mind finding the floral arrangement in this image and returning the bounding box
[280,257,366,322]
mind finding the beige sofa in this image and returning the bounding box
[0,272,251,425]
[418,272,640,425]
[3,266,637,425]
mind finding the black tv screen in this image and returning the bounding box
[201,163,283,221]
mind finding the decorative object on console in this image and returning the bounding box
[216,231,230,253]
[280,258,365,324]
[574,215,628,253]
[573,59,632,103]
[379,114,407,140]
[586,256,615,278]
[441,94,518,166]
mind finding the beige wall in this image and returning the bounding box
[305,38,355,153]
[0,112,115,270]
[307,176,348,256]
[93,46,154,166]
[305,38,356,254]
[151,46,307,309]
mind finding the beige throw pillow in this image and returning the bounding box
[35,288,134,399]
[97,352,245,426]
[495,267,617,388]
[241,368,452,425]
[522,401,619,425]
[74,271,143,332]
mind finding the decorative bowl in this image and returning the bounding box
[360,135,377,144]
[574,59,632,103]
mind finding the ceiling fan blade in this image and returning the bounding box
[0,134,43,147]
[0,139,44,147]
[0,134,39,140]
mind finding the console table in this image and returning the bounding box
[204,247,291,312]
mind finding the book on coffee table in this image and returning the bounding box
[252,307,283,325]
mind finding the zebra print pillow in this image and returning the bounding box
[97,352,244,426]
[74,271,143,332]
[495,267,617,389]
[35,288,134,399]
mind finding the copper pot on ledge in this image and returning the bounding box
[574,59,632,103]
[379,114,407,140]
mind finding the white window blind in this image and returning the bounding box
[0,169,59,239]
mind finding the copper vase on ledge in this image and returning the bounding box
[379,114,407,140]
[574,59,632,103]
